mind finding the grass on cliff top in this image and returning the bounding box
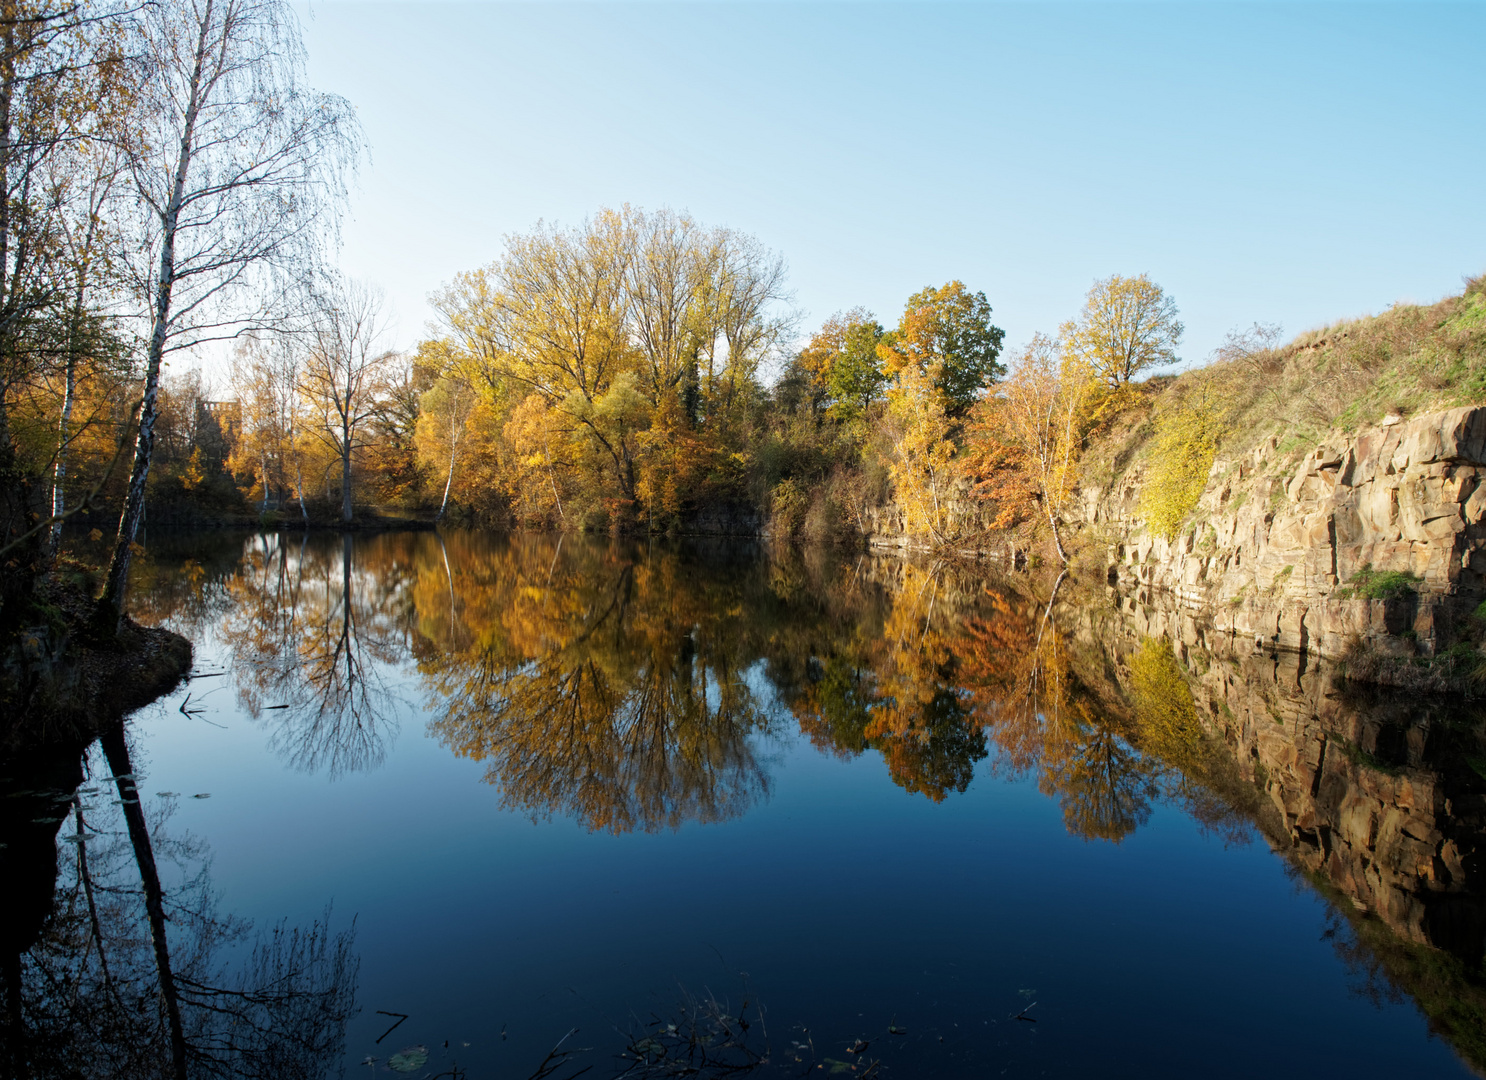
[1209,274,1486,453]
[1080,274,1486,525]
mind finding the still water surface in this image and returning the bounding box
[14,529,1486,1077]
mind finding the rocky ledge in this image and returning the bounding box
[1096,406,1486,660]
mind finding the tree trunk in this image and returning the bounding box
[1047,507,1069,564]
[438,449,455,520]
[340,441,352,523]
[97,2,213,632]
[437,410,459,521]
[49,342,76,555]
[100,723,188,1080]
[51,185,104,556]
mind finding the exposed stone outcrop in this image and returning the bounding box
[1093,406,1486,658]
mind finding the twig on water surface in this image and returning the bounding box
[527,1027,592,1080]
[179,692,227,727]
[374,1010,409,1044]
[1011,1002,1037,1023]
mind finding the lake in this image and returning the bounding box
[6,529,1484,1078]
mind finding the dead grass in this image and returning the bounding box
[1081,275,1486,493]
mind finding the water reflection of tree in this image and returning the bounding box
[781,560,989,803]
[418,535,777,833]
[217,532,412,775]
[1,729,357,1078]
[959,581,1161,841]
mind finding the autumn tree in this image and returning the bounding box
[45,135,132,553]
[97,0,361,628]
[298,280,397,522]
[360,352,430,506]
[230,334,310,517]
[0,1,136,620]
[699,227,792,425]
[412,339,475,520]
[884,356,959,542]
[795,308,886,423]
[878,281,1005,416]
[966,334,1096,562]
[429,206,792,528]
[433,208,640,511]
[1063,273,1183,388]
[873,282,1004,542]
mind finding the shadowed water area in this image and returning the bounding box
[5,530,1486,1077]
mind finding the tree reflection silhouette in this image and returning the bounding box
[784,560,1155,825]
[418,535,776,832]
[217,532,408,776]
[961,582,1162,842]
[131,532,1195,839]
[1,733,358,1078]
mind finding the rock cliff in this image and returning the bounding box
[1094,406,1486,659]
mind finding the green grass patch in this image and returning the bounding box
[1335,564,1422,601]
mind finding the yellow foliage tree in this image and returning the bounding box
[1140,385,1225,539]
[1063,273,1183,387]
[968,334,1097,561]
[500,394,575,526]
[884,358,959,542]
[429,207,791,527]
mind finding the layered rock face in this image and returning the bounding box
[1095,406,1486,657]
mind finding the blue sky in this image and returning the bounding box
[298,1,1486,370]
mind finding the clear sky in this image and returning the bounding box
[295,1,1486,371]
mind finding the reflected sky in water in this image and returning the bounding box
[103,530,1482,1077]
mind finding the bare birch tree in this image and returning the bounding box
[46,139,130,553]
[298,279,394,523]
[0,1,134,617]
[97,0,360,628]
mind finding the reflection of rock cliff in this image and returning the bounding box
[1093,590,1486,1070]
[1098,407,1486,658]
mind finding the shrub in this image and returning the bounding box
[1140,392,1224,539]
[1335,564,1422,600]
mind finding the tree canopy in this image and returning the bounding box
[879,281,1006,416]
[1063,273,1183,387]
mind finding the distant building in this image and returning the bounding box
[200,400,241,444]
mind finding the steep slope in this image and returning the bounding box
[1083,278,1486,665]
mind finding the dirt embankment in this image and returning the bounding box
[1,577,192,753]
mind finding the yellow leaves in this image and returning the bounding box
[885,359,958,541]
[637,387,707,521]
[1062,273,1183,387]
[1128,637,1202,771]
[427,207,788,524]
[500,394,573,526]
[181,446,206,491]
[1139,385,1226,539]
